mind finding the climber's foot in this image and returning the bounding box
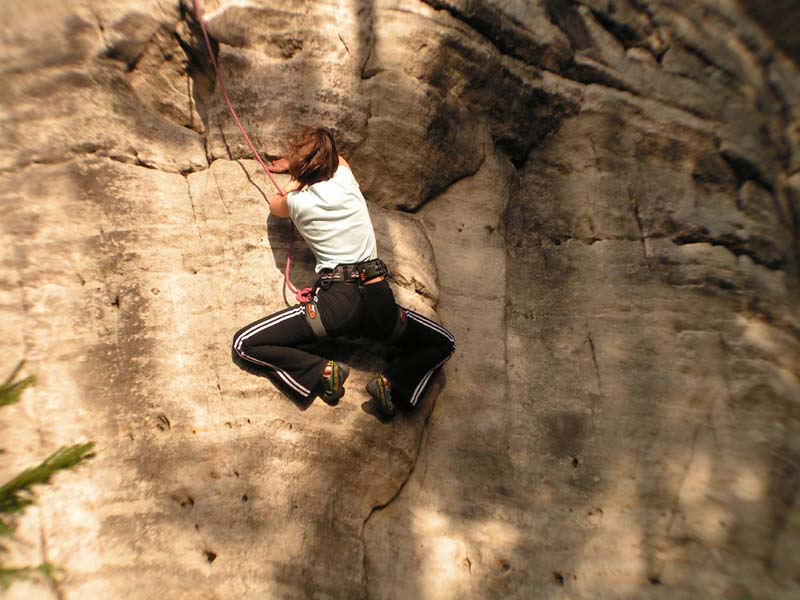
[319,361,349,405]
[366,375,396,420]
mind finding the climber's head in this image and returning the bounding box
[287,126,339,187]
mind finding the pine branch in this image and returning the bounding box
[0,443,95,535]
[0,361,96,592]
[0,563,60,590]
[0,361,35,408]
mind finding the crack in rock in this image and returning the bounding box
[360,403,436,598]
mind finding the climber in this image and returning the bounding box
[232,126,455,419]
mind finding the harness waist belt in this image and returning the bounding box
[319,258,388,284]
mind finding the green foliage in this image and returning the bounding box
[0,442,96,535]
[0,563,60,591]
[0,360,95,590]
[0,361,35,408]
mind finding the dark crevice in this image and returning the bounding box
[586,323,599,380]
[763,77,793,173]
[174,0,219,155]
[358,0,379,81]
[118,50,145,74]
[581,0,664,61]
[547,0,592,51]
[360,389,439,598]
[672,232,784,270]
[174,30,215,113]
[568,57,637,95]
[739,0,800,65]
[567,60,712,121]
[131,153,161,171]
[584,319,601,432]
[744,294,800,339]
[627,1,670,62]
[720,148,774,194]
[234,159,272,206]
[423,0,571,70]
[680,42,739,83]
[586,7,643,51]
[764,446,800,571]
[630,189,652,270]
[337,31,351,56]
[787,183,800,282]
[531,229,786,273]
[103,30,159,73]
[546,234,642,245]
[398,152,487,214]
[184,174,203,239]
[218,123,234,161]
[494,94,579,167]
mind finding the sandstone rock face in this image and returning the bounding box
[740,0,800,65]
[1,1,798,599]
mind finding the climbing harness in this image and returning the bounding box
[317,259,388,285]
[304,300,327,339]
[303,259,390,338]
[192,0,312,304]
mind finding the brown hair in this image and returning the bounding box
[286,126,338,187]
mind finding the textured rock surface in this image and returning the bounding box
[740,0,800,65]
[1,0,799,599]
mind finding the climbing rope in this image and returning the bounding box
[192,0,312,304]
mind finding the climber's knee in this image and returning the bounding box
[232,327,252,358]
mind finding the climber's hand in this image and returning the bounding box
[268,157,290,173]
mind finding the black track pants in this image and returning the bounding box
[232,280,455,407]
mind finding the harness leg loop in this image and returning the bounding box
[304,301,328,339]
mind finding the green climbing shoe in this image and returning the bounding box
[366,375,396,419]
[320,361,350,404]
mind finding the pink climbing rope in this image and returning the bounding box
[192,0,312,304]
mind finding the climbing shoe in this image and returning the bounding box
[319,361,350,405]
[366,375,396,419]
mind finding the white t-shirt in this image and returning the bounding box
[287,165,378,273]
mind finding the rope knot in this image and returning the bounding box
[296,288,314,304]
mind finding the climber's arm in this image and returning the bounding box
[269,179,302,219]
[270,193,290,218]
